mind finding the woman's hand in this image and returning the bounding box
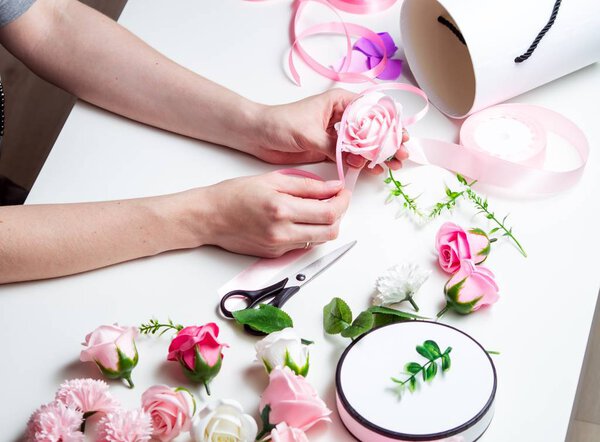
[249,89,410,174]
[185,171,351,258]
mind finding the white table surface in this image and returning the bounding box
[1,1,599,441]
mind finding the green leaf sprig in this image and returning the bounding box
[232,304,293,334]
[323,297,425,340]
[139,318,184,336]
[385,169,424,218]
[391,340,452,395]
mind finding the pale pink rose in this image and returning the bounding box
[435,222,490,273]
[97,408,153,442]
[80,324,139,388]
[55,378,120,415]
[271,422,309,442]
[26,401,84,442]
[141,385,194,441]
[443,259,499,315]
[338,92,403,167]
[259,366,331,432]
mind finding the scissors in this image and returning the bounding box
[220,240,357,335]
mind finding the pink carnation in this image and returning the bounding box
[97,409,153,442]
[26,401,84,442]
[55,378,120,415]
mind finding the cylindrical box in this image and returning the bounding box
[400,0,600,118]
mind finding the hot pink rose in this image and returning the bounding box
[80,324,139,388]
[440,259,499,316]
[338,92,403,167]
[259,366,331,432]
[436,222,490,273]
[141,385,194,442]
[167,323,227,393]
[271,422,309,442]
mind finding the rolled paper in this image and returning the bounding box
[400,0,600,117]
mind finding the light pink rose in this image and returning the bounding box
[80,324,139,388]
[442,259,499,315]
[141,385,194,442]
[271,422,309,442]
[338,92,403,167]
[435,222,490,273]
[259,366,331,432]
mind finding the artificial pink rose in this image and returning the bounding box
[259,366,331,432]
[167,323,227,393]
[271,422,309,442]
[435,222,490,273]
[80,324,139,388]
[440,259,499,316]
[338,92,403,167]
[141,385,195,442]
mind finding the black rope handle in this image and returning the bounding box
[515,0,562,63]
[437,16,466,45]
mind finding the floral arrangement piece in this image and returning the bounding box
[97,408,153,442]
[255,328,310,376]
[80,324,139,388]
[385,169,423,218]
[232,304,294,334]
[374,262,431,311]
[257,367,331,440]
[27,401,84,442]
[391,340,452,395]
[167,323,228,395]
[139,318,183,336]
[436,222,491,273]
[141,385,195,441]
[191,399,257,442]
[323,297,424,340]
[270,422,309,442]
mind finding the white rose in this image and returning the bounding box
[191,399,257,442]
[255,328,310,376]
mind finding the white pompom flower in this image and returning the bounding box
[374,263,431,311]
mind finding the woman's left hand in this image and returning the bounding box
[249,88,409,174]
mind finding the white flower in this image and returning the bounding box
[373,263,431,308]
[255,328,310,376]
[191,399,257,442]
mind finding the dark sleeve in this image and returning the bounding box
[0,0,37,28]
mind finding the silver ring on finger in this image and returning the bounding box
[304,241,311,249]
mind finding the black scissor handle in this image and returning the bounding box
[219,278,288,319]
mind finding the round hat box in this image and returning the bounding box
[336,321,496,441]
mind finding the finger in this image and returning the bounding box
[363,164,385,175]
[395,145,409,161]
[273,173,343,200]
[345,154,366,169]
[287,219,342,244]
[402,128,410,143]
[286,189,351,224]
[261,150,327,165]
[387,158,403,170]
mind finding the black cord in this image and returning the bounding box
[437,16,466,45]
[515,0,562,63]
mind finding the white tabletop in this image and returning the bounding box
[1,1,599,441]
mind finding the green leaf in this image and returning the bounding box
[340,311,374,338]
[405,362,421,374]
[423,340,441,358]
[408,376,417,392]
[442,353,451,371]
[489,227,500,234]
[456,174,467,185]
[426,361,437,381]
[416,345,435,361]
[368,306,426,328]
[256,405,275,441]
[301,338,314,346]
[232,304,293,334]
[323,298,352,334]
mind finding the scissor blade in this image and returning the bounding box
[288,240,357,287]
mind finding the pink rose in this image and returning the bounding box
[259,366,331,432]
[338,92,403,167]
[436,222,490,273]
[271,422,309,442]
[80,324,139,388]
[141,385,194,442]
[167,323,227,393]
[440,259,499,316]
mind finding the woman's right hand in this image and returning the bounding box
[182,172,351,258]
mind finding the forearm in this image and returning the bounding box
[0,0,264,152]
[0,192,202,284]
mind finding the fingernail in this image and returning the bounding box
[325,180,342,188]
[346,156,363,168]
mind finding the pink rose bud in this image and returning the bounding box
[167,323,227,395]
[338,92,404,168]
[271,422,309,442]
[80,324,139,388]
[439,259,499,316]
[141,385,195,442]
[435,222,491,273]
[259,367,331,433]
